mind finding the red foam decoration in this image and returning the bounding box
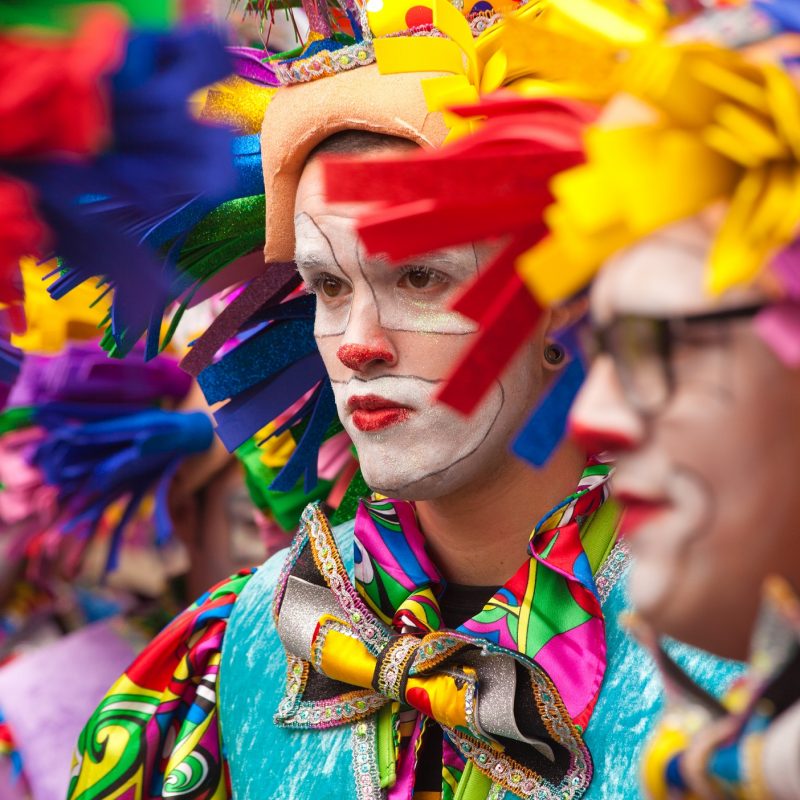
[437,277,542,414]
[356,194,548,261]
[0,8,125,159]
[320,94,594,413]
[0,177,46,306]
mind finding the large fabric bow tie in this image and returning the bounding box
[273,503,594,800]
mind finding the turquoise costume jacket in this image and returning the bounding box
[220,518,742,799]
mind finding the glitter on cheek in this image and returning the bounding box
[373,283,477,335]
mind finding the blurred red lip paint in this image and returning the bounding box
[618,497,669,537]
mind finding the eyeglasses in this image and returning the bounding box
[580,304,765,414]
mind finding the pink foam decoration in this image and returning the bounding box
[755,303,800,366]
[532,616,605,722]
[0,620,139,800]
[317,431,352,481]
[770,242,800,299]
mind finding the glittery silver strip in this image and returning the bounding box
[449,664,591,800]
[305,504,391,655]
[376,635,419,699]
[272,523,310,625]
[595,539,631,605]
[486,784,506,800]
[352,717,385,800]
[412,633,464,671]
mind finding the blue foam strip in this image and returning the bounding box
[512,356,585,467]
[198,317,316,403]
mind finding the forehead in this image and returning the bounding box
[591,218,768,324]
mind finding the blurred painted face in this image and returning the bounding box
[294,156,547,500]
[569,218,800,660]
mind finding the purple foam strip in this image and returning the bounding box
[180,261,300,376]
[228,46,282,87]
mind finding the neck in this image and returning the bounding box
[414,441,587,586]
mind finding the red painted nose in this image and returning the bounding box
[568,421,636,456]
[337,344,395,371]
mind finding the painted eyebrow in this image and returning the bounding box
[294,254,333,272]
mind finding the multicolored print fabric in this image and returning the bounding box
[355,461,614,731]
[67,569,256,800]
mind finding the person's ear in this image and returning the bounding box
[542,297,588,372]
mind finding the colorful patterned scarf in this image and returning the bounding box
[352,461,615,799]
[67,570,256,800]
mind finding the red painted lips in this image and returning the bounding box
[347,394,412,432]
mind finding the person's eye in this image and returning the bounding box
[398,266,448,291]
[307,273,350,299]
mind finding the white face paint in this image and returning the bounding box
[294,157,544,500]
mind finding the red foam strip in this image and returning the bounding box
[448,95,599,124]
[453,231,546,322]
[436,279,542,414]
[324,148,580,206]
[356,194,547,261]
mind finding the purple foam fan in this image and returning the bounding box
[9,345,191,407]
[33,408,215,572]
[269,379,337,492]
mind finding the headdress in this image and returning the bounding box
[36,0,558,501]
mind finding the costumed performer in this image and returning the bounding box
[67,1,739,799]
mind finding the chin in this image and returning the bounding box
[630,562,753,661]
[360,462,479,501]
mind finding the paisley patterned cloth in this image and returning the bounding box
[67,570,256,800]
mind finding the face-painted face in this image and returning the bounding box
[294,156,546,500]
[569,217,800,659]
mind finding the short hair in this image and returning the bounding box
[307,130,418,161]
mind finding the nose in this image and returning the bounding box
[335,293,398,373]
[337,343,395,371]
[568,355,645,456]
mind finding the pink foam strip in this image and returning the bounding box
[755,303,800,367]
[180,261,299,376]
